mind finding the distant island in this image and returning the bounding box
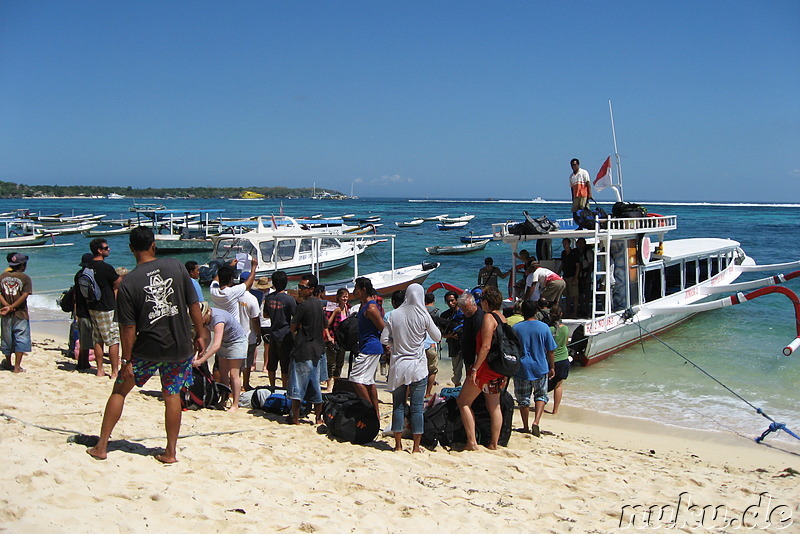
[0,180,348,200]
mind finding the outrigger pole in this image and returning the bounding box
[608,99,624,202]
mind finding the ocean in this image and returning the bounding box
[9,196,800,447]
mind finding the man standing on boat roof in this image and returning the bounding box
[569,158,592,213]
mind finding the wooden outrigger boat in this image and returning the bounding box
[426,239,490,255]
[441,214,475,224]
[460,233,494,243]
[437,221,469,230]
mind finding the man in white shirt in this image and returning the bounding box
[209,259,257,316]
[525,260,566,307]
[569,158,592,213]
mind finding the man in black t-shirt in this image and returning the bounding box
[559,238,580,318]
[287,273,325,425]
[264,270,296,388]
[87,238,121,378]
[87,227,207,464]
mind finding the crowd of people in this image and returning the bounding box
[0,213,584,462]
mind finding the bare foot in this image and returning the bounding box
[86,447,107,460]
[487,444,498,450]
[154,453,178,464]
[12,367,25,373]
[96,371,106,378]
[412,448,422,454]
[109,373,118,381]
[463,444,480,452]
[227,405,239,413]
[394,446,403,452]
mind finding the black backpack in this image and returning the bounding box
[508,212,559,236]
[57,286,75,313]
[422,392,514,448]
[486,312,522,377]
[573,200,609,230]
[322,391,379,444]
[336,314,360,353]
[180,365,231,410]
[611,201,648,219]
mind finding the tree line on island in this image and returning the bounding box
[0,180,345,199]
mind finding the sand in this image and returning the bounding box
[1,324,798,532]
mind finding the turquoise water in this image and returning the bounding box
[9,196,800,446]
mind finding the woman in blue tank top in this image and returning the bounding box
[350,277,384,417]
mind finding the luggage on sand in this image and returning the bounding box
[322,391,380,444]
[421,391,514,448]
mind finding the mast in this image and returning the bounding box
[608,100,624,202]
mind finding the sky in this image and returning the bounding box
[1,1,798,202]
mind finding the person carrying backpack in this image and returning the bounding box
[86,238,122,379]
[73,253,96,371]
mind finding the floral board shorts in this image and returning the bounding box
[116,357,194,395]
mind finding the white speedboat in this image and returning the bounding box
[437,221,469,230]
[202,216,374,280]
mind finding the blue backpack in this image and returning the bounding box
[77,267,102,305]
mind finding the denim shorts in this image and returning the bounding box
[217,338,247,360]
[513,376,549,407]
[1,316,31,355]
[287,359,322,404]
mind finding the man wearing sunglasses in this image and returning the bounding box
[87,238,122,379]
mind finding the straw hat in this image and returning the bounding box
[254,277,273,290]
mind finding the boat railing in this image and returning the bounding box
[492,214,677,240]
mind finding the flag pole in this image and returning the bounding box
[608,99,624,202]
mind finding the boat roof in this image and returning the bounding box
[653,238,740,262]
[493,214,678,243]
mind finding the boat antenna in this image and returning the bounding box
[608,99,624,202]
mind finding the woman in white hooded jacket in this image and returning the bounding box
[381,284,442,452]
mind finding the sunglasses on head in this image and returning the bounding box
[298,284,311,290]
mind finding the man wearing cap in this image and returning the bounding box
[0,253,32,373]
[87,238,122,378]
[455,290,484,386]
[525,259,566,307]
[74,253,96,371]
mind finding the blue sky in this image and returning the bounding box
[1,1,798,202]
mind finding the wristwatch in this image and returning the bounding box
[121,359,130,366]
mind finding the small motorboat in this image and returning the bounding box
[460,233,494,243]
[421,214,449,221]
[437,221,469,230]
[425,239,490,255]
[441,214,475,224]
[395,219,424,228]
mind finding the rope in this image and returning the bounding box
[621,310,799,445]
[1,412,255,441]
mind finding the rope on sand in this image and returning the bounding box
[623,312,799,445]
[1,412,256,442]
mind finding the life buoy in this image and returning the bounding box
[637,235,652,265]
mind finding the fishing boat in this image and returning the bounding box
[148,209,228,253]
[437,221,469,230]
[395,219,424,228]
[440,214,475,224]
[460,233,494,243]
[83,225,133,237]
[0,220,51,248]
[323,261,441,300]
[425,239,490,255]
[421,214,449,222]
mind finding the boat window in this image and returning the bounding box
[276,239,296,261]
[685,260,697,287]
[698,258,709,282]
[259,240,275,262]
[710,256,720,277]
[320,237,340,250]
[215,238,255,259]
[299,239,313,253]
[664,264,682,295]
[642,267,663,302]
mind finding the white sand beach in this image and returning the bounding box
[1,325,798,532]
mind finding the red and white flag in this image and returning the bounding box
[594,156,612,192]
